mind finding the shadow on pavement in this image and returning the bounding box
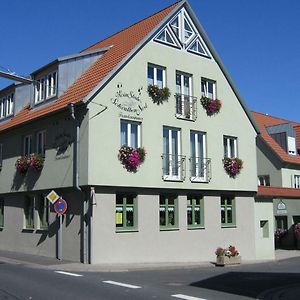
[191,272,300,299]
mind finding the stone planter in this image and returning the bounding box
[216,255,241,266]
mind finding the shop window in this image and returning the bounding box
[0,198,4,228]
[37,195,48,230]
[221,196,235,227]
[159,195,178,230]
[115,194,137,231]
[24,196,34,229]
[187,195,204,228]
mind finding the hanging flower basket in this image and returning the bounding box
[15,156,30,174]
[223,157,243,178]
[28,153,45,172]
[200,96,222,116]
[118,145,146,172]
[147,84,170,105]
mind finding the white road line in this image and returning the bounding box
[55,271,83,277]
[103,280,141,289]
[172,294,208,300]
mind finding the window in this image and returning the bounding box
[270,132,287,153]
[115,194,137,231]
[201,79,215,99]
[36,131,46,156]
[147,64,166,88]
[187,195,203,228]
[176,72,196,120]
[190,131,210,182]
[188,38,208,56]
[37,195,48,230]
[35,70,57,104]
[0,143,2,170]
[221,196,235,226]
[0,198,4,228]
[159,195,178,229]
[23,135,32,156]
[120,120,140,148]
[155,27,178,47]
[223,136,237,158]
[260,220,269,238]
[0,93,14,119]
[24,196,34,229]
[258,175,270,186]
[294,175,300,188]
[162,127,185,181]
[275,216,287,230]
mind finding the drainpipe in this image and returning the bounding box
[68,103,89,264]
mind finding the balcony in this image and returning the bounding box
[189,157,211,182]
[162,154,186,181]
[175,93,197,121]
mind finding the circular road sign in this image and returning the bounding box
[54,198,68,215]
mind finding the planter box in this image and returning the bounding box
[216,255,241,266]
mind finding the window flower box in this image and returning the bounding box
[200,96,222,116]
[28,153,45,172]
[223,157,243,178]
[118,146,146,172]
[215,245,241,266]
[15,156,30,174]
[147,84,170,105]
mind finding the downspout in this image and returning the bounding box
[68,103,90,264]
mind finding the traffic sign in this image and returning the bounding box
[54,198,68,215]
[46,190,60,204]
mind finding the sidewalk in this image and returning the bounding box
[0,249,299,273]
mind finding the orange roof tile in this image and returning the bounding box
[0,2,181,133]
[252,111,300,164]
[257,185,300,198]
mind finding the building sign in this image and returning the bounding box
[111,83,147,117]
[277,200,287,215]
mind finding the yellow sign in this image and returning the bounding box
[46,190,60,204]
[115,212,123,225]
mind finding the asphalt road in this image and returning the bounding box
[0,257,300,300]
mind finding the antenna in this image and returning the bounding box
[0,66,33,84]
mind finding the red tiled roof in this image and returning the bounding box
[252,111,300,164]
[257,185,300,198]
[0,2,180,133]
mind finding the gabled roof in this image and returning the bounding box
[0,1,181,133]
[252,111,300,164]
[0,0,258,135]
[257,185,300,199]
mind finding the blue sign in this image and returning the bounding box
[54,198,68,215]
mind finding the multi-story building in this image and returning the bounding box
[253,111,300,249]
[0,0,272,264]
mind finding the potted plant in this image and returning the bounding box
[215,245,241,266]
[293,223,300,249]
[28,153,45,172]
[15,156,30,174]
[118,145,146,172]
[200,96,222,116]
[223,157,243,178]
[147,84,170,105]
[274,228,288,249]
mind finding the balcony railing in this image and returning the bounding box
[175,93,197,121]
[162,154,186,181]
[189,157,211,182]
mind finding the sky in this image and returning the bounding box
[1,0,300,122]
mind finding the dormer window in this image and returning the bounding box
[0,93,14,119]
[35,70,57,104]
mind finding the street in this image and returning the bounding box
[0,255,300,299]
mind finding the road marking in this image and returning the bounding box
[103,280,141,289]
[172,294,207,300]
[55,271,83,277]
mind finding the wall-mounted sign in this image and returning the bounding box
[277,200,287,215]
[111,83,147,116]
[46,190,60,204]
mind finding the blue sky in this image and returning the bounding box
[1,0,300,121]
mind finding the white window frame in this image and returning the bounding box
[201,78,216,99]
[36,130,46,156]
[120,120,141,148]
[147,64,166,88]
[294,175,300,188]
[0,93,14,119]
[224,136,237,158]
[163,127,182,181]
[258,175,270,186]
[35,70,58,104]
[23,135,32,156]
[190,131,207,182]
